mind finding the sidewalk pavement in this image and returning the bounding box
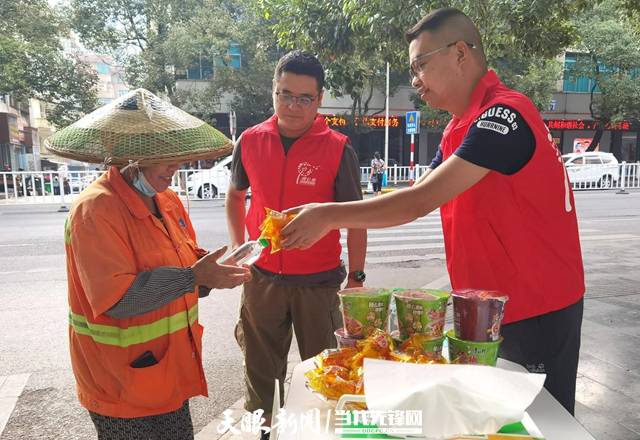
[196,242,640,440]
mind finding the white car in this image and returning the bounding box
[185,155,233,199]
[562,152,619,189]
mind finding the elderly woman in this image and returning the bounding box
[47,89,250,440]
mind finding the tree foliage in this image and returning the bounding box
[69,0,279,127]
[0,0,98,128]
[68,0,200,98]
[258,0,588,130]
[569,0,640,150]
[168,0,280,128]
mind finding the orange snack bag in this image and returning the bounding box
[258,208,296,253]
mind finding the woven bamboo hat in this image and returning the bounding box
[44,88,232,166]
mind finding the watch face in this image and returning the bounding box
[354,271,366,282]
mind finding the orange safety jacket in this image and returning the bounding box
[65,167,208,418]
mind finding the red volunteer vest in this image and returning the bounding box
[440,70,585,324]
[241,114,346,274]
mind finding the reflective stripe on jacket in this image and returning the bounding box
[66,166,207,418]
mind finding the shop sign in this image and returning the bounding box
[323,115,400,128]
[545,119,632,131]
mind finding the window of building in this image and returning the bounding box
[187,52,214,80]
[562,53,618,93]
[178,44,242,81]
[216,44,242,69]
[96,63,110,75]
[228,44,242,68]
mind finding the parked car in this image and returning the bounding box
[562,152,619,188]
[58,164,96,193]
[185,155,233,199]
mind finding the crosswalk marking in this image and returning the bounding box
[349,242,445,252]
[342,234,443,244]
[360,227,443,235]
[339,219,639,265]
[0,373,30,436]
[365,254,446,264]
[581,234,640,241]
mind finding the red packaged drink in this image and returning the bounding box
[452,289,508,342]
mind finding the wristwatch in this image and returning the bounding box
[349,270,366,283]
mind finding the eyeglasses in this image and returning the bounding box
[409,41,476,79]
[275,91,318,108]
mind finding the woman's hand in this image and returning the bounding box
[191,246,252,289]
[281,203,334,250]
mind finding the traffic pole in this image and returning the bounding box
[409,133,415,186]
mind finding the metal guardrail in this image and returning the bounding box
[2,162,639,205]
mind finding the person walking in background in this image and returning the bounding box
[370,151,385,196]
[225,50,367,439]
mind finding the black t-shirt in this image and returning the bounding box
[429,104,536,175]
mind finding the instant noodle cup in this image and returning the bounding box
[393,289,449,340]
[338,288,391,338]
[334,328,359,349]
[446,329,502,366]
[452,289,509,342]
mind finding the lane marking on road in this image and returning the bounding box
[0,268,58,275]
[0,373,30,436]
[581,216,640,222]
[0,244,37,248]
[581,234,640,241]
[364,253,446,264]
[365,227,443,235]
[341,234,444,245]
[421,273,451,290]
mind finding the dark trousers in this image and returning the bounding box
[235,269,342,416]
[499,298,583,415]
[89,401,193,440]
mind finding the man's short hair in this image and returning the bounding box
[405,7,469,43]
[273,50,325,93]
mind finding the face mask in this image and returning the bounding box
[132,169,157,197]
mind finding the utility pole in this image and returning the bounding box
[384,62,390,168]
[229,110,237,145]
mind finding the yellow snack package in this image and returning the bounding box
[258,208,296,253]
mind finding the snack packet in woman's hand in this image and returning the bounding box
[258,208,296,253]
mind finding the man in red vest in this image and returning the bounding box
[226,50,367,437]
[281,9,585,415]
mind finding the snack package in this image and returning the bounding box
[305,329,447,402]
[258,208,296,253]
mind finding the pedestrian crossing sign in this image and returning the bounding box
[406,111,420,135]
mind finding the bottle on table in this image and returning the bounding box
[218,238,269,266]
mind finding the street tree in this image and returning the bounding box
[69,0,280,128]
[167,0,281,128]
[0,0,98,128]
[569,0,640,151]
[258,0,587,131]
[68,0,201,99]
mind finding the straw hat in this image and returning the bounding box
[45,88,232,166]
